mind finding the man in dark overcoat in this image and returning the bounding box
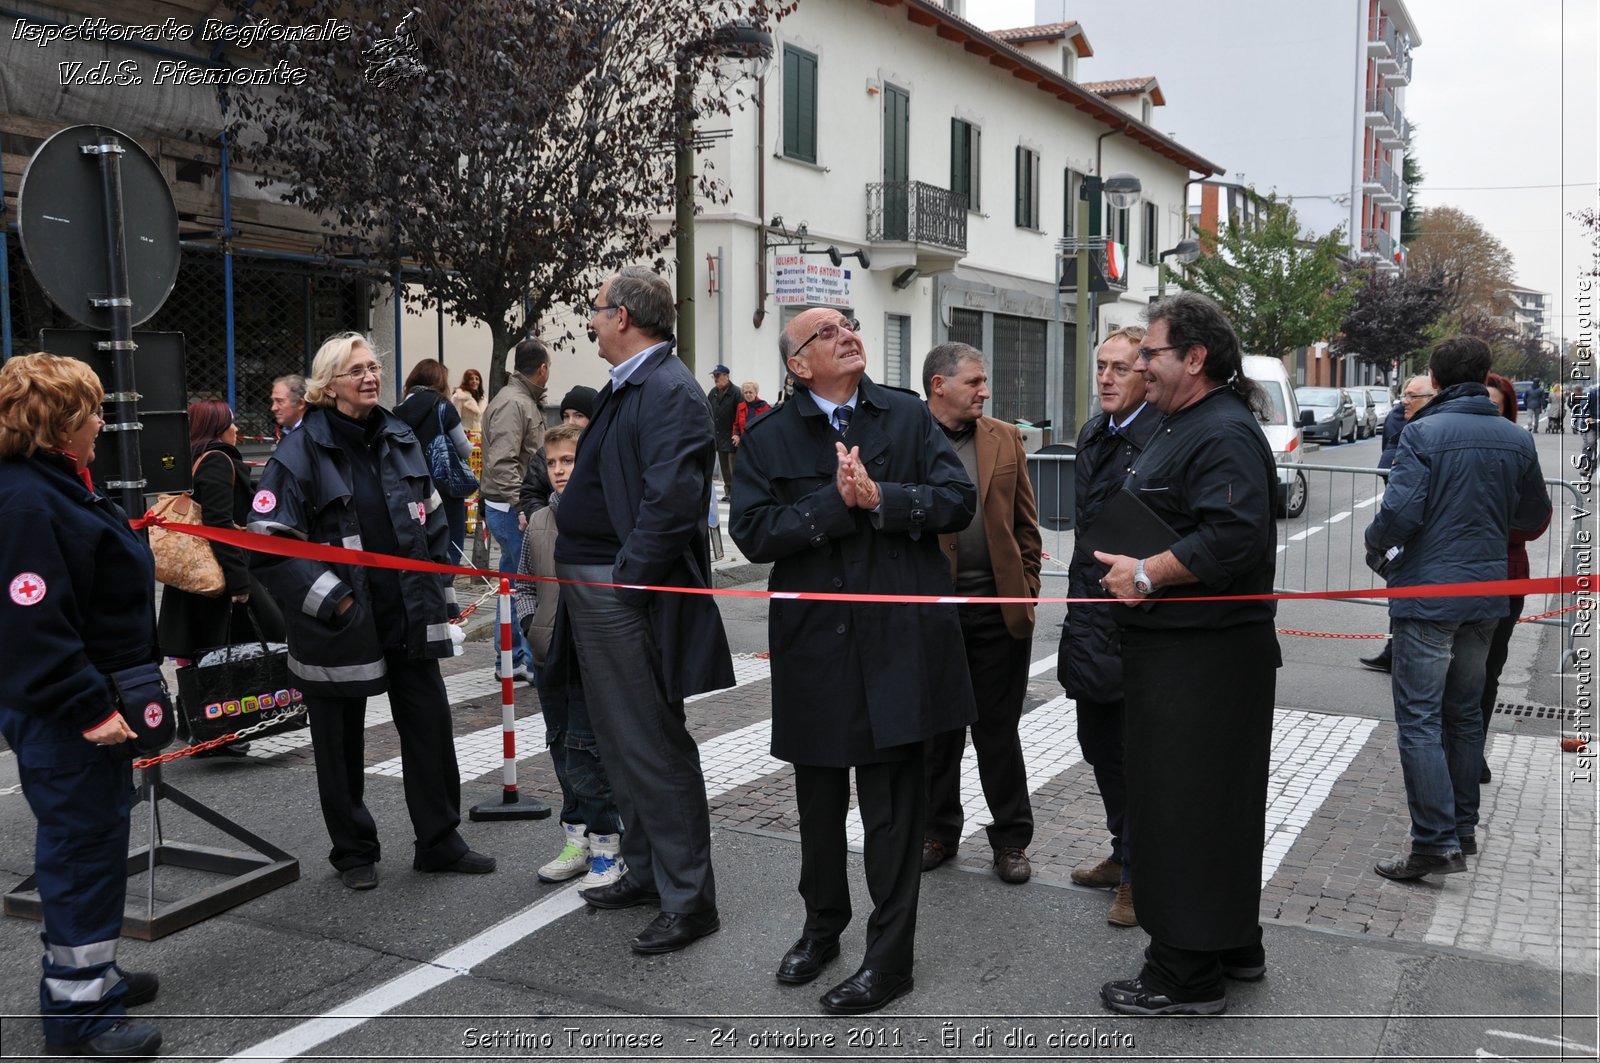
[1059,325,1160,929]
[1093,292,1279,1016]
[731,307,976,1016]
[554,267,734,956]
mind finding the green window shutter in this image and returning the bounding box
[1015,147,1025,226]
[783,46,817,163]
[951,119,965,199]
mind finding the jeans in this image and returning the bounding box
[1390,616,1495,853]
[533,664,622,835]
[481,504,531,671]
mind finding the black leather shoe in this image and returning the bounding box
[339,864,378,890]
[1459,835,1478,856]
[818,968,914,1015]
[630,909,720,954]
[581,877,662,910]
[415,850,496,874]
[776,936,841,985]
[46,1018,162,1057]
[1101,977,1226,1016]
[921,838,954,872]
[121,971,159,1007]
[1374,850,1466,880]
[1359,652,1392,673]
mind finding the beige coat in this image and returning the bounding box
[451,388,484,433]
[479,376,545,504]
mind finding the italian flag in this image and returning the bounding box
[1105,240,1128,283]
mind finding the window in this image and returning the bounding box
[1141,97,1153,124]
[950,119,980,211]
[991,314,1047,424]
[782,45,818,163]
[1015,147,1040,230]
[884,314,912,389]
[1063,168,1083,239]
[1061,47,1076,80]
[1141,202,1159,264]
[1105,194,1129,247]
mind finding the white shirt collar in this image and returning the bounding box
[806,388,859,430]
[608,341,671,390]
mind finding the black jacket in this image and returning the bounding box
[248,406,454,696]
[555,343,734,700]
[730,377,977,765]
[156,442,285,658]
[1059,404,1162,702]
[708,383,740,452]
[0,452,157,731]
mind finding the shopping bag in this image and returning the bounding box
[176,640,309,743]
[148,452,231,597]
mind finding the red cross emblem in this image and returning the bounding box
[9,572,46,606]
[143,702,164,728]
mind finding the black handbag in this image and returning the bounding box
[105,661,177,755]
[429,402,479,498]
[175,608,309,744]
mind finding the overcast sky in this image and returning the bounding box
[971,0,1598,348]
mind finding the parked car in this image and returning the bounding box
[1246,355,1307,518]
[1515,380,1535,410]
[1365,386,1395,424]
[1347,388,1379,439]
[1294,386,1358,444]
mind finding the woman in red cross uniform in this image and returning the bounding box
[0,353,163,1059]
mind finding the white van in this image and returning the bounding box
[1243,354,1307,518]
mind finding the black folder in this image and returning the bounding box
[1078,488,1182,558]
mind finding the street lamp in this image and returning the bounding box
[1067,171,1141,431]
[1157,238,1201,299]
[674,21,773,376]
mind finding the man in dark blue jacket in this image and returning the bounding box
[1365,337,1550,881]
[555,267,733,955]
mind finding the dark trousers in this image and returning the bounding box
[443,496,467,563]
[1075,697,1130,876]
[557,563,717,915]
[1479,599,1525,736]
[717,450,735,497]
[305,651,467,871]
[925,604,1033,850]
[532,663,622,835]
[795,749,924,975]
[0,708,135,1046]
[1141,926,1265,1001]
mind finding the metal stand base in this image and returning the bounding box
[468,789,551,822]
[2,767,298,941]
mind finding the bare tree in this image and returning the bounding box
[226,0,786,393]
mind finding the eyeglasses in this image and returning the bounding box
[794,318,861,358]
[589,302,621,316]
[336,363,383,381]
[1401,391,1434,401]
[1135,345,1186,360]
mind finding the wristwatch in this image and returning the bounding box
[1133,558,1154,596]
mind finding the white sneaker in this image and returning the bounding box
[538,822,589,883]
[580,834,624,889]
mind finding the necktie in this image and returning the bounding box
[835,404,853,435]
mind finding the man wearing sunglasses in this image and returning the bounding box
[1092,292,1279,1017]
[731,308,976,1016]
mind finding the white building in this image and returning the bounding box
[663,0,1219,439]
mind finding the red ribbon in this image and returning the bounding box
[132,512,1589,606]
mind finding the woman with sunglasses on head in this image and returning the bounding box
[248,332,494,891]
[158,399,286,759]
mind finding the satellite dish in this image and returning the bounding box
[17,125,180,329]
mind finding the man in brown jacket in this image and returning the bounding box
[920,342,1043,883]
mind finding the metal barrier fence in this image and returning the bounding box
[1026,452,1588,653]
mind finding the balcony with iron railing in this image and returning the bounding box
[865,181,969,272]
[1365,89,1397,135]
[1376,100,1409,145]
[1362,227,1394,261]
[1367,15,1398,62]
[1362,159,1401,203]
